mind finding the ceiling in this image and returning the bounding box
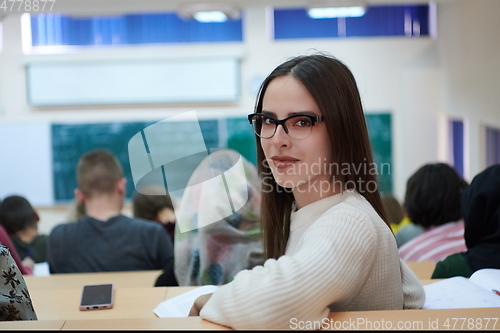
[33,0,458,16]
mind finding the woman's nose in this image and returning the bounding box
[272,123,290,147]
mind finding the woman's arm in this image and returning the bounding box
[199,208,377,329]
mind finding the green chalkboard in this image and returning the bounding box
[365,113,392,195]
[51,114,391,202]
[225,117,257,165]
[52,119,220,202]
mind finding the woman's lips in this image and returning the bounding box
[272,156,299,169]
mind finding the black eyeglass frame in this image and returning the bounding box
[247,113,324,139]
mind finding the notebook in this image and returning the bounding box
[154,285,218,318]
[423,268,500,309]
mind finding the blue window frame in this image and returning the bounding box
[486,126,500,167]
[273,4,430,39]
[30,12,243,47]
[450,119,464,177]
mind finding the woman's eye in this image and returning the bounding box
[263,117,275,125]
[295,117,312,127]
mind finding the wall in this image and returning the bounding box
[1,0,500,234]
[437,0,500,178]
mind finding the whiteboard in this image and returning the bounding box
[26,57,240,106]
[0,122,53,206]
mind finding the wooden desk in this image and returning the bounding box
[60,317,229,330]
[5,307,499,330]
[406,261,436,280]
[65,307,500,330]
[0,320,65,330]
[324,307,500,330]
[24,270,162,290]
[5,273,497,330]
[420,279,441,285]
[29,287,167,321]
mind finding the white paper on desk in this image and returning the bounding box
[33,262,50,276]
[423,275,500,309]
[154,285,218,318]
[468,268,500,292]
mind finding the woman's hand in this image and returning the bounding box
[188,293,213,316]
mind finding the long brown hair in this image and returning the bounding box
[254,53,388,259]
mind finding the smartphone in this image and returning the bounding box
[79,283,114,311]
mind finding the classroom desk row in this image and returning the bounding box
[1,263,499,330]
[21,261,436,291]
[3,307,500,331]
[23,269,163,290]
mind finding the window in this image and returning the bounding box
[449,119,465,177]
[273,4,431,39]
[486,126,500,167]
[28,11,243,50]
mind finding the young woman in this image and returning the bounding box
[189,53,425,329]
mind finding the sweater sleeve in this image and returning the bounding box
[400,259,426,309]
[199,208,378,329]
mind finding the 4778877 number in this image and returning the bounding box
[1,0,56,12]
[443,317,499,330]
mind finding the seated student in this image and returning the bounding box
[132,186,176,243]
[0,195,48,264]
[432,164,500,278]
[132,186,178,287]
[399,163,468,262]
[66,197,86,222]
[189,54,424,329]
[173,149,264,287]
[0,244,37,320]
[0,224,33,275]
[47,149,174,273]
[382,194,423,247]
[381,194,405,233]
[394,216,424,247]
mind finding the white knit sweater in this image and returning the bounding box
[200,190,425,329]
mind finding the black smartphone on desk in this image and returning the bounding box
[79,283,114,311]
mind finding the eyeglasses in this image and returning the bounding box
[248,113,324,140]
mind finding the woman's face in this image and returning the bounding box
[261,75,335,205]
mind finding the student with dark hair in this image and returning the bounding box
[188,53,424,329]
[381,194,405,233]
[47,149,174,273]
[398,163,468,262]
[432,164,500,278]
[132,186,176,243]
[381,194,422,247]
[0,195,47,264]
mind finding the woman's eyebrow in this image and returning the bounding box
[288,111,319,116]
[261,110,277,117]
[261,110,319,118]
